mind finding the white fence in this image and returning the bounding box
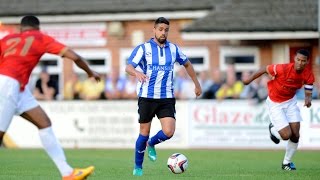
[6,100,320,149]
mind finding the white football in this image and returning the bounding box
[167,153,188,174]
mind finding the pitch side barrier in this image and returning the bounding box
[6,100,320,149]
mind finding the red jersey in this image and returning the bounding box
[267,63,314,102]
[0,29,67,90]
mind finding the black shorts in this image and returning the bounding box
[138,97,176,123]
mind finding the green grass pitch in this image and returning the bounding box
[0,149,319,180]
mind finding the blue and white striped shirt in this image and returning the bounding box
[127,38,188,99]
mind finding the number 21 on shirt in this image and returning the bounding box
[3,36,35,57]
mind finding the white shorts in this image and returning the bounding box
[265,96,302,131]
[0,75,38,132]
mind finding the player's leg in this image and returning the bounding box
[0,75,18,146]
[147,117,175,162]
[277,126,292,140]
[18,88,94,179]
[148,98,176,161]
[266,97,292,143]
[20,106,75,176]
[281,98,301,170]
[282,122,299,170]
[149,98,176,146]
[133,122,151,176]
[149,117,175,146]
[133,97,155,176]
[0,106,15,146]
[0,105,15,146]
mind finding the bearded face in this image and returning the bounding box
[153,23,169,45]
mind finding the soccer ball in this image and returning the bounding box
[167,153,188,174]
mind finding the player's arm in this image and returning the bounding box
[183,61,202,97]
[125,45,148,83]
[242,66,267,85]
[304,72,315,108]
[125,64,148,83]
[304,84,313,108]
[62,49,100,82]
[44,35,100,82]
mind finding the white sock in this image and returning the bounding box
[271,126,282,140]
[39,127,73,176]
[283,140,298,164]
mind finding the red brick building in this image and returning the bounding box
[0,0,318,97]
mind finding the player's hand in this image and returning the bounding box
[304,99,312,108]
[89,71,101,82]
[135,71,148,83]
[242,78,251,85]
[195,86,202,98]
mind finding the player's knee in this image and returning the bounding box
[38,122,51,129]
[139,129,150,136]
[163,129,174,138]
[279,128,292,140]
[290,135,300,143]
[139,126,151,136]
[281,136,290,140]
[280,132,291,140]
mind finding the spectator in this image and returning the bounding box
[174,67,196,99]
[240,70,257,99]
[255,75,269,103]
[104,69,126,99]
[33,68,58,100]
[63,73,82,100]
[122,75,138,99]
[79,75,105,100]
[202,68,223,99]
[215,65,244,100]
[198,70,213,99]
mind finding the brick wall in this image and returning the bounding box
[61,19,318,85]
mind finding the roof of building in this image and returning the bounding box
[183,0,318,32]
[0,0,317,32]
[0,0,213,15]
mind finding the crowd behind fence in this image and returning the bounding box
[31,64,319,102]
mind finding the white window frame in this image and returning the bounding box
[33,53,62,74]
[181,47,210,72]
[219,46,260,71]
[73,49,111,74]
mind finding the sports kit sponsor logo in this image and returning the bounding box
[148,65,173,71]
